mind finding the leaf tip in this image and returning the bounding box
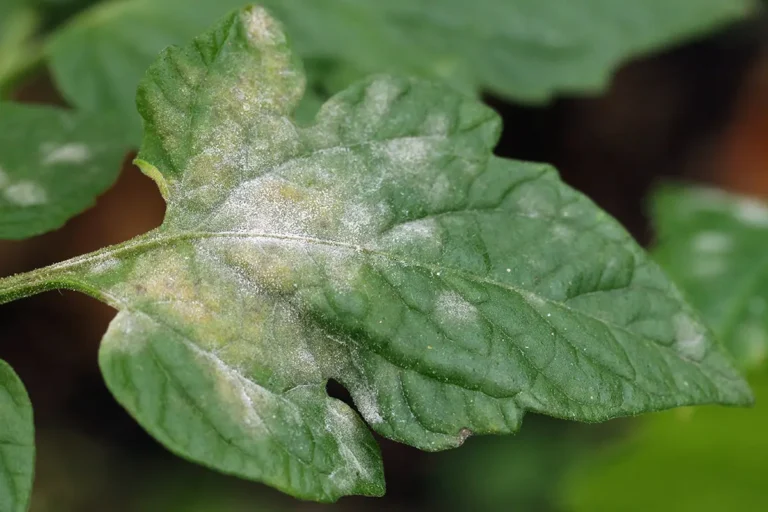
[239,5,285,46]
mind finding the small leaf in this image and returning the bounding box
[563,371,768,512]
[653,185,768,370]
[2,7,752,502]
[46,0,753,141]
[0,102,129,239]
[0,359,35,512]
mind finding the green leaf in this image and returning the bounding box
[0,102,129,240]
[46,0,753,142]
[0,1,39,94]
[0,6,751,502]
[652,185,768,371]
[260,0,754,102]
[562,370,768,512]
[0,359,35,512]
[46,0,249,141]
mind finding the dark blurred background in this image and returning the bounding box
[2,7,768,512]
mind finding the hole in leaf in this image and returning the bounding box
[325,378,355,409]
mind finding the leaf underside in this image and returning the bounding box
[33,7,750,502]
[653,185,768,371]
[0,103,128,239]
[46,0,752,140]
[0,360,34,512]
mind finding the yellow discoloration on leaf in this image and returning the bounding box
[135,158,169,200]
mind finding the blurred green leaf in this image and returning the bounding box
[652,185,768,370]
[563,371,768,512]
[261,0,754,102]
[0,5,754,502]
[46,0,754,142]
[0,359,34,512]
[135,466,285,512]
[432,417,591,512]
[565,185,768,512]
[0,1,40,94]
[46,0,249,140]
[0,102,129,239]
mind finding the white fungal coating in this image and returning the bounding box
[435,291,478,322]
[2,181,47,206]
[41,142,91,165]
[692,231,732,253]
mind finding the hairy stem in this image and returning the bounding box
[0,258,104,306]
[0,232,157,306]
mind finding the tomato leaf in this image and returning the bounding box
[0,103,129,239]
[260,0,754,102]
[653,185,768,371]
[0,360,34,512]
[46,0,753,142]
[0,7,752,502]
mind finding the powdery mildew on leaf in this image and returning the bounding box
[654,185,768,371]
[0,103,128,239]
[41,142,92,166]
[24,6,751,503]
[45,0,753,139]
[0,167,47,206]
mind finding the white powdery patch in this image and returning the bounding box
[243,6,285,44]
[3,181,47,206]
[340,200,387,242]
[0,167,48,206]
[325,401,372,492]
[508,191,551,220]
[692,231,732,253]
[210,171,384,246]
[673,314,707,361]
[428,174,453,208]
[41,142,91,165]
[378,218,439,248]
[190,338,276,433]
[735,199,768,227]
[423,112,451,136]
[353,387,384,425]
[435,291,477,323]
[104,312,152,354]
[291,347,322,379]
[378,137,436,167]
[363,78,401,124]
[209,175,333,235]
[199,119,250,168]
[90,257,121,275]
[551,223,575,242]
[314,244,365,295]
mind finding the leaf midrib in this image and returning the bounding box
[53,229,717,375]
